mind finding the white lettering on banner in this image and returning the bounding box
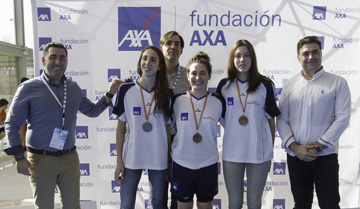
[118,30,153,48]
[189,10,281,27]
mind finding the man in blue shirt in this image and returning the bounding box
[4,42,122,209]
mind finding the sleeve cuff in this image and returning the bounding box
[318,136,334,150]
[4,144,25,155]
[282,134,295,149]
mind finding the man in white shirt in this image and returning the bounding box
[277,36,351,208]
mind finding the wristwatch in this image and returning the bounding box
[15,154,25,161]
[105,92,114,99]
[314,142,323,153]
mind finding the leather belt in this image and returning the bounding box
[27,146,76,157]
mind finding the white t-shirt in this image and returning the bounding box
[216,78,280,163]
[171,91,225,169]
[113,80,172,170]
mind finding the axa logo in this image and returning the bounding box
[109,107,119,120]
[133,107,141,115]
[317,36,325,49]
[118,7,161,51]
[82,89,87,97]
[80,163,90,176]
[110,143,117,156]
[112,180,121,193]
[39,37,52,51]
[313,6,326,20]
[213,199,221,209]
[274,88,282,102]
[108,69,121,82]
[37,7,51,21]
[181,113,188,121]
[143,169,148,175]
[273,162,286,175]
[273,199,285,209]
[227,97,234,106]
[75,126,88,139]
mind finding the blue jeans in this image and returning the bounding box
[120,168,166,209]
[223,160,270,209]
[287,154,340,209]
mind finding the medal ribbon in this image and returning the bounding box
[189,91,208,131]
[41,75,67,130]
[139,80,155,121]
[236,80,249,114]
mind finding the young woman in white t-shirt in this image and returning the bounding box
[216,40,280,209]
[113,46,172,209]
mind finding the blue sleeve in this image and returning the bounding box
[113,82,134,117]
[262,78,281,118]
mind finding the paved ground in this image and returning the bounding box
[0,138,33,207]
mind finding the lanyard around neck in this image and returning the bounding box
[170,67,182,90]
[41,75,67,129]
[138,80,155,121]
[236,80,249,114]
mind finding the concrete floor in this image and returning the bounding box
[0,139,34,208]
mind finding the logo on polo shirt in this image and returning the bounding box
[37,7,51,21]
[181,113,188,121]
[227,97,234,106]
[273,162,286,175]
[80,163,90,176]
[118,7,161,51]
[55,186,58,193]
[313,6,326,20]
[173,182,178,191]
[217,162,221,175]
[243,180,247,192]
[273,199,285,209]
[108,69,121,82]
[109,107,118,120]
[133,107,141,115]
[143,169,148,175]
[317,36,325,49]
[110,143,117,156]
[39,37,52,51]
[75,126,88,139]
[213,199,221,209]
[111,180,121,193]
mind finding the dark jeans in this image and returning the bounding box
[287,154,340,209]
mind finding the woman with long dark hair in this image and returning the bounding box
[216,40,280,209]
[113,45,172,209]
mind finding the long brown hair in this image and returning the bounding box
[227,39,269,93]
[137,46,170,120]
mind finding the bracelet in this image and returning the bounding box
[314,142,323,153]
[15,154,25,161]
[105,92,114,99]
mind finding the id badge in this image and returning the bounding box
[49,128,68,150]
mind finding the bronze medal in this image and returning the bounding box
[193,132,202,143]
[142,121,153,132]
[238,115,248,126]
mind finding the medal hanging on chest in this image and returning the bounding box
[139,80,155,132]
[236,80,249,126]
[189,91,208,143]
